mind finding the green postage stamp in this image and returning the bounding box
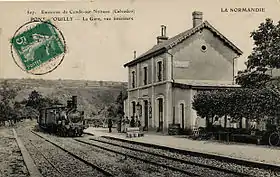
[10,20,66,75]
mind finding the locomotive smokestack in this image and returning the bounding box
[67,100,72,108]
[72,96,77,109]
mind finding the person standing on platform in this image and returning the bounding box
[125,116,130,132]
[130,116,135,127]
[108,118,113,133]
[137,118,142,131]
[121,116,125,133]
[135,116,139,127]
[117,117,121,132]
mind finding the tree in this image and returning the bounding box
[192,89,233,129]
[25,91,64,119]
[236,18,280,88]
[192,88,280,129]
[104,88,128,118]
[107,104,118,118]
[26,90,42,110]
[236,70,271,88]
[0,80,18,106]
[115,88,128,117]
[26,90,62,112]
[0,80,19,124]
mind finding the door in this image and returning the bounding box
[132,101,136,117]
[180,103,185,130]
[144,100,149,131]
[158,98,163,131]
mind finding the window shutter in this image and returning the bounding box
[162,60,165,81]
[131,72,132,88]
[143,67,145,85]
[144,67,147,85]
[142,67,144,85]
[139,67,141,86]
[156,62,159,82]
[132,71,135,88]
[135,70,137,87]
[157,61,163,82]
[149,65,152,84]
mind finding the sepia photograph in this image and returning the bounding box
[1,0,280,176]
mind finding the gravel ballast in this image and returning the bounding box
[96,136,280,177]
[39,132,188,177]
[16,127,106,177]
[80,138,238,177]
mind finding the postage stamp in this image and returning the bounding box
[10,20,66,75]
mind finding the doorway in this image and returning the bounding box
[132,101,136,117]
[144,100,149,131]
[158,98,163,132]
[180,103,185,130]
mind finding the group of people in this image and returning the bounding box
[110,116,141,133]
[121,116,141,132]
[107,115,142,133]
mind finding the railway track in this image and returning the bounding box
[75,138,201,176]
[31,131,188,177]
[75,137,247,177]
[28,130,279,177]
[102,136,280,175]
[30,131,114,177]
[102,136,280,173]
[28,139,66,177]
[88,137,254,176]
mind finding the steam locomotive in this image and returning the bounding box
[38,96,86,137]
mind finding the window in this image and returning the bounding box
[157,61,162,82]
[143,66,148,85]
[132,71,135,88]
[201,45,207,52]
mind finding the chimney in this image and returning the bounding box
[133,51,137,59]
[192,11,203,28]
[157,25,168,44]
[72,96,77,109]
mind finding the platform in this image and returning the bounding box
[84,127,280,167]
[13,128,43,177]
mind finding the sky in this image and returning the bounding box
[0,0,280,81]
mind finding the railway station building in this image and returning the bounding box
[123,11,243,133]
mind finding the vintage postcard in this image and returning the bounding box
[1,0,280,177]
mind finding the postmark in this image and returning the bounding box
[10,20,66,75]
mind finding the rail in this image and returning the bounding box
[87,137,252,176]
[74,138,201,176]
[102,136,280,172]
[31,131,114,177]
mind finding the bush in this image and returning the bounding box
[192,88,280,126]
